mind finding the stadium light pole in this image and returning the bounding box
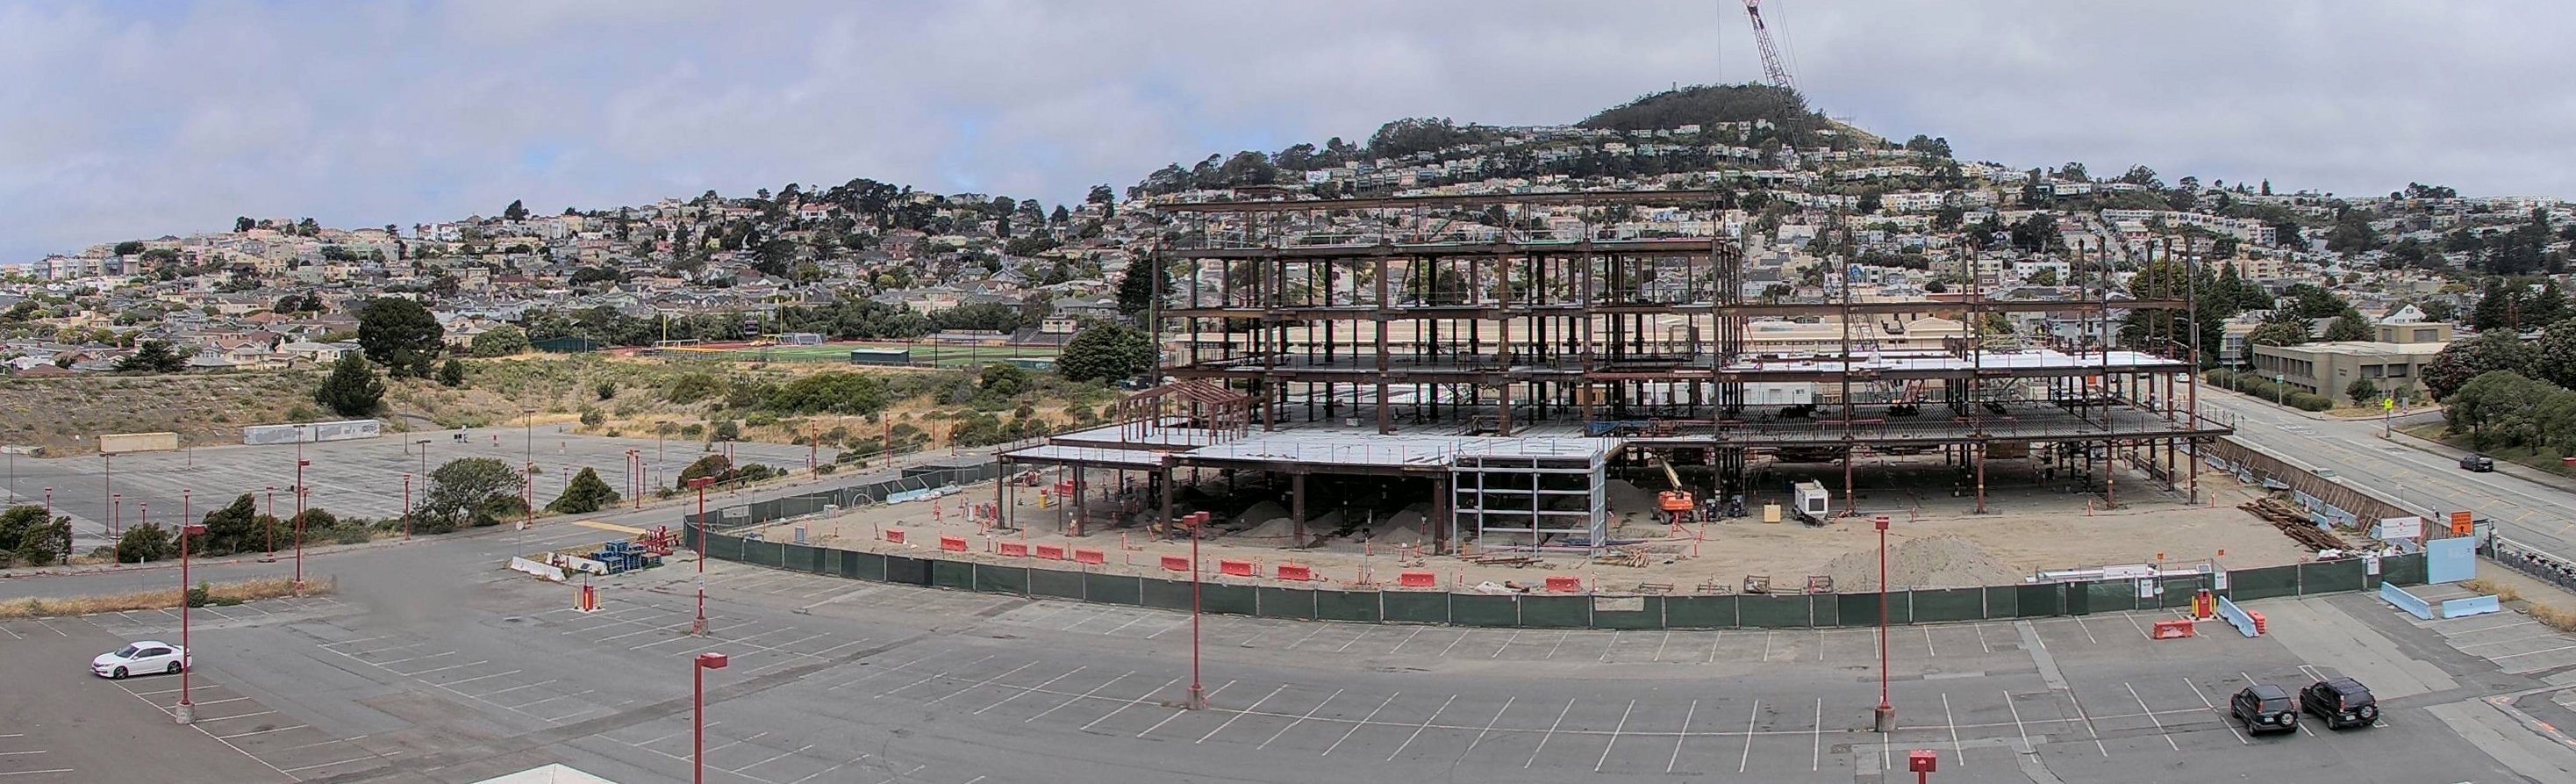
[693,652,729,784]
[1874,514,1894,732]
[175,521,207,724]
[294,446,311,589]
[111,493,120,540]
[690,476,716,636]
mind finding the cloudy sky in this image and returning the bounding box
[7,0,2573,261]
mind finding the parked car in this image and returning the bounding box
[2229,684,2300,734]
[91,640,189,679]
[2461,454,2495,472]
[2301,677,2379,729]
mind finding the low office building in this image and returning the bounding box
[2248,340,2446,402]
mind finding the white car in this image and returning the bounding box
[92,640,189,679]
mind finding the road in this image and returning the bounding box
[2197,388,2576,553]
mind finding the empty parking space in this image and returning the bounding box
[0,733,74,782]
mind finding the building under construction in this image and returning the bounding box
[1000,190,2229,555]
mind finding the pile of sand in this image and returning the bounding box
[1822,534,2018,590]
[1233,500,1288,529]
[1603,479,1659,514]
[1380,502,1431,536]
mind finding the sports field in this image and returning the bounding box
[706,341,1062,367]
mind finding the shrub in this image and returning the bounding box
[115,523,173,564]
[711,420,741,442]
[548,467,619,514]
[595,381,617,400]
[579,408,605,427]
[186,580,211,608]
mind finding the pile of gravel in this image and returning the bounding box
[1822,534,2018,590]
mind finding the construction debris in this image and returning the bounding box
[2240,498,2353,551]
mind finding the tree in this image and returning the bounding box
[115,340,189,373]
[503,199,528,220]
[357,297,443,377]
[547,467,619,514]
[2425,330,2540,399]
[234,216,256,233]
[469,325,531,357]
[2531,318,2576,390]
[1855,191,1883,214]
[0,505,69,566]
[676,454,734,488]
[312,354,385,416]
[2345,378,2379,405]
[437,357,467,388]
[2027,267,2059,286]
[1114,259,1164,318]
[197,494,266,556]
[1057,322,1156,384]
[1086,184,1115,205]
[2322,311,2372,342]
[419,457,526,533]
[2245,320,2310,349]
[115,522,172,564]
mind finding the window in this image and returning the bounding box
[2386,363,2409,378]
[2414,328,2436,342]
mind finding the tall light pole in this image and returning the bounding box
[261,486,275,561]
[294,450,311,589]
[111,493,121,539]
[1874,514,1893,732]
[402,473,412,541]
[103,452,115,537]
[689,476,715,636]
[46,487,60,566]
[174,521,207,724]
[693,652,729,784]
[1189,511,1205,710]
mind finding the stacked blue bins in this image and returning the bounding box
[589,541,662,574]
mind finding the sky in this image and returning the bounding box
[7,0,2575,262]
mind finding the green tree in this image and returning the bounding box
[2027,267,2058,286]
[0,505,69,566]
[1115,259,1164,317]
[115,522,173,564]
[978,363,1033,397]
[676,454,733,488]
[197,493,266,555]
[1057,322,1156,383]
[2322,310,2372,342]
[2344,378,2379,405]
[2530,318,2576,390]
[2245,320,2310,349]
[312,353,385,417]
[469,325,531,357]
[438,357,467,387]
[2425,330,2541,400]
[357,297,444,377]
[419,457,526,532]
[113,240,146,255]
[115,339,189,373]
[547,467,619,514]
[502,199,529,220]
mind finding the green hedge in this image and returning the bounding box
[2206,369,2334,411]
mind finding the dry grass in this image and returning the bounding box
[0,576,332,620]
[2529,603,2576,633]
[2463,578,2524,604]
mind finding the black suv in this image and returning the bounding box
[2301,677,2379,729]
[2462,454,2496,471]
[2230,684,2300,734]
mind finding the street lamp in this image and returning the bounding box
[1189,510,1205,710]
[111,493,120,540]
[1874,514,1894,732]
[402,473,412,541]
[261,486,275,561]
[174,521,207,724]
[103,452,115,537]
[689,476,716,637]
[693,651,729,784]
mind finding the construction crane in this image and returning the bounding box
[1742,0,1796,90]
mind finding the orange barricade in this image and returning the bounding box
[2248,611,2268,634]
[1397,571,1436,587]
[884,529,905,544]
[1276,564,1313,581]
[998,542,1029,557]
[938,536,968,552]
[2150,620,2195,639]
[1160,555,1191,572]
[1219,559,1254,577]
[1034,544,1067,560]
[1544,575,1584,593]
[1073,548,1106,565]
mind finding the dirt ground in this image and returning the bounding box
[751,458,2323,593]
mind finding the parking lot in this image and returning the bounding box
[4,543,2565,783]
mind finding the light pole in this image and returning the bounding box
[261,486,275,561]
[627,449,641,510]
[693,651,729,784]
[1189,510,1205,710]
[103,452,114,537]
[46,487,60,566]
[111,493,120,539]
[294,454,310,589]
[1874,514,1893,732]
[402,473,412,541]
[174,521,207,724]
[181,490,190,539]
[689,477,715,636]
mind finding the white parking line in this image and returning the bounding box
[1812,697,1824,770]
[1455,696,1515,763]
[1136,680,1233,738]
[1324,691,1399,757]
[1941,693,1964,763]
[1667,699,1697,773]
[1594,699,1636,772]
[975,666,1085,716]
[1027,671,1133,723]
[214,723,306,740]
[1525,697,1576,769]
[1974,623,1993,653]
[2126,682,2179,751]
[1385,627,1424,655]
[733,743,816,775]
[923,661,1037,706]
[1279,625,1327,651]
[2072,616,2100,645]
[192,710,275,723]
[876,654,996,698]
[1738,699,1759,773]
[1437,630,1470,658]
[1491,630,1522,658]
[1386,694,1456,761]
[1335,627,1377,653]
[1651,630,1672,662]
[2184,677,2248,744]
[398,660,489,678]
[1080,677,1181,731]
[1592,631,1619,662]
[1260,688,1344,750]
[1197,684,1288,743]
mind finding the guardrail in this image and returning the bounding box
[683,484,2429,629]
[2483,535,2576,592]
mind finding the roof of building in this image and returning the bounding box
[2253,341,2448,357]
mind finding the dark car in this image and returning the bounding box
[2462,454,2496,471]
[2301,677,2379,729]
[2230,684,2300,734]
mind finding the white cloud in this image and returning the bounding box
[5,0,2574,260]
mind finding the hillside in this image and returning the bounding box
[1578,83,1833,146]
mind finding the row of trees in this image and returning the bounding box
[2423,320,2576,400]
[2444,370,2576,455]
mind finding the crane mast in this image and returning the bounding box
[1742,0,1796,90]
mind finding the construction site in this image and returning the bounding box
[729,191,2358,593]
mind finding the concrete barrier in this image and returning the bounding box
[97,431,179,453]
[2440,595,2501,619]
[2215,596,2261,637]
[2379,583,2434,620]
[241,419,383,445]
